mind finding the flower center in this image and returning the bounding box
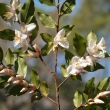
[3,12,13,19]
[14,35,20,40]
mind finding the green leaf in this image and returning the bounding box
[0,29,15,41]
[71,74,82,81]
[83,77,95,101]
[30,69,40,89]
[41,42,53,56]
[0,76,10,89]
[20,0,35,23]
[39,0,55,6]
[40,81,49,96]
[6,85,26,96]
[0,3,6,17]
[40,33,53,43]
[62,25,74,36]
[87,31,97,47]
[73,90,82,108]
[73,33,86,56]
[60,0,75,16]
[0,47,3,62]
[38,12,56,28]
[31,92,42,103]
[13,48,27,57]
[65,50,74,65]
[60,65,69,77]
[84,62,105,72]
[27,16,39,42]
[96,77,110,94]
[5,48,14,67]
[17,57,27,78]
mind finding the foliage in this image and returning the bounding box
[0,0,109,110]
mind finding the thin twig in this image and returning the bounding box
[44,95,58,105]
[39,56,54,75]
[58,75,71,89]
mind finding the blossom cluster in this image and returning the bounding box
[0,68,37,94]
[67,37,106,75]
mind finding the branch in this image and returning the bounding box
[39,56,54,75]
[58,75,71,89]
[44,95,58,105]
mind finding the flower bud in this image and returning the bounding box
[33,44,41,55]
[16,75,24,80]
[99,91,110,97]
[0,69,7,74]
[28,84,36,89]
[22,80,28,87]
[27,50,39,58]
[13,79,21,84]
[89,102,95,105]
[94,99,104,104]
[20,87,28,93]
[29,89,35,94]
[7,76,15,83]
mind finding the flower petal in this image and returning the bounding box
[26,23,36,31]
[58,40,69,48]
[67,65,79,75]
[55,29,65,40]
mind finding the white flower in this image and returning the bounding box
[21,23,36,34]
[3,6,18,27]
[14,30,28,48]
[53,29,69,51]
[67,56,90,75]
[87,37,106,59]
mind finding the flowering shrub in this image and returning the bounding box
[0,0,109,110]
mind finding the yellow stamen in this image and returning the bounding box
[14,35,19,40]
[3,12,13,19]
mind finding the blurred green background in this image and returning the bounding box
[0,0,110,110]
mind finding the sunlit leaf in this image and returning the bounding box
[96,77,110,94]
[83,77,95,101]
[38,12,56,28]
[71,74,82,81]
[65,50,74,65]
[17,57,27,78]
[87,31,97,47]
[0,47,3,62]
[84,62,105,72]
[5,48,14,67]
[40,33,53,43]
[62,25,74,36]
[41,42,53,56]
[60,65,69,77]
[73,33,86,56]
[13,48,27,57]
[31,92,42,103]
[39,0,55,6]
[6,85,26,96]
[0,3,6,18]
[0,29,15,41]
[40,81,49,96]
[73,90,82,108]
[0,76,10,89]
[30,69,40,89]
[20,0,35,23]
[60,0,75,16]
